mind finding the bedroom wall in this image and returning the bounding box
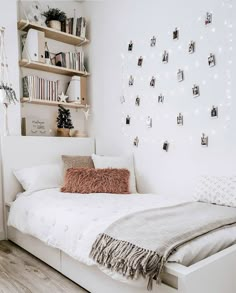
[82,0,235,196]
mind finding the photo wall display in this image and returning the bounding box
[121,8,232,151]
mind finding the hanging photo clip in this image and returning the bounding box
[135,96,140,106]
[126,115,131,125]
[192,84,200,98]
[177,113,184,125]
[205,12,212,26]
[201,133,208,147]
[146,116,152,128]
[208,53,216,67]
[129,75,134,86]
[133,136,139,147]
[177,69,184,82]
[150,36,156,47]
[188,41,195,54]
[137,56,143,67]
[128,41,133,51]
[173,28,179,40]
[150,76,156,87]
[162,50,169,64]
[163,141,169,152]
[158,94,164,103]
[211,106,218,118]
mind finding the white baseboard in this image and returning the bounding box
[0,230,5,240]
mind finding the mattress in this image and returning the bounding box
[8,188,236,287]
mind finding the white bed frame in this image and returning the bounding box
[2,136,236,293]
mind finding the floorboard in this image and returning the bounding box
[0,241,87,293]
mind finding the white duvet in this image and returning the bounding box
[8,189,236,285]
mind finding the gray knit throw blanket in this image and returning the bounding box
[90,202,236,290]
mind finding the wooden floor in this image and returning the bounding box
[0,241,87,293]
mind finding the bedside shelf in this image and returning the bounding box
[18,19,89,46]
[19,59,90,77]
[21,98,88,109]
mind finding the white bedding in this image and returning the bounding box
[8,188,236,286]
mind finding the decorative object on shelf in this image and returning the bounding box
[58,92,68,103]
[44,42,51,65]
[120,96,125,104]
[150,76,156,87]
[129,75,134,86]
[201,133,208,147]
[177,69,184,82]
[192,84,200,98]
[150,36,156,47]
[21,117,50,136]
[173,28,179,40]
[162,50,169,63]
[177,113,184,125]
[146,116,152,128]
[205,12,212,26]
[66,76,87,105]
[82,106,90,120]
[42,7,67,31]
[22,29,45,63]
[133,136,139,147]
[0,27,18,136]
[137,56,143,67]
[208,53,216,67]
[163,141,169,152]
[135,96,140,106]
[126,115,131,125]
[128,41,133,51]
[56,105,74,137]
[211,106,218,118]
[188,41,195,54]
[24,1,46,27]
[158,94,164,103]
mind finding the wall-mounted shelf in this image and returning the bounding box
[18,19,89,46]
[19,59,90,77]
[21,98,88,109]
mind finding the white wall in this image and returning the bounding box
[83,0,235,196]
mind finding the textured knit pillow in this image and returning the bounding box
[61,168,130,194]
[195,175,236,207]
[62,155,94,175]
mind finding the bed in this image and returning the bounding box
[2,136,236,293]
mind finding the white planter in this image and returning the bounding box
[48,20,61,31]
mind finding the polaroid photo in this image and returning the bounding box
[126,115,131,125]
[158,94,164,103]
[208,53,216,67]
[135,96,140,106]
[146,116,152,128]
[192,85,200,98]
[128,41,133,51]
[211,106,218,118]
[205,12,212,26]
[201,133,208,147]
[129,75,134,86]
[177,113,184,125]
[163,141,169,152]
[173,28,179,40]
[150,36,156,47]
[133,136,139,147]
[177,69,184,82]
[150,76,156,87]
[188,41,195,54]
[162,50,169,64]
[137,56,143,67]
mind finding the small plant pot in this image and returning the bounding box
[57,128,70,137]
[48,20,61,31]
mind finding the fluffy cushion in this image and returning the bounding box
[195,175,236,207]
[62,155,94,175]
[61,168,130,194]
[14,164,63,193]
[92,154,137,193]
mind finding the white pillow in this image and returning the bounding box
[194,175,236,207]
[92,154,137,193]
[14,164,63,193]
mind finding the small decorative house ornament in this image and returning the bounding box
[129,75,134,86]
[208,53,216,67]
[146,116,152,128]
[177,113,184,125]
[163,141,169,152]
[162,50,169,63]
[126,115,131,125]
[128,41,133,51]
[158,94,164,103]
[173,28,179,40]
[120,96,125,104]
[135,96,140,106]
[177,69,184,82]
[150,36,156,47]
[192,84,200,98]
[150,76,156,87]
[188,41,195,54]
[137,56,143,67]
[133,136,139,147]
[201,133,208,147]
[211,106,218,118]
[205,12,212,26]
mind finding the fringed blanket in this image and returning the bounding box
[90,202,236,290]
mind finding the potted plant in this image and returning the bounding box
[56,105,74,137]
[42,8,67,31]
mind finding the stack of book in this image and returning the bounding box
[54,51,84,71]
[61,16,86,38]
[23,75,59,101]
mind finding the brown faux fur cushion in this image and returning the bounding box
[61,168,130,194]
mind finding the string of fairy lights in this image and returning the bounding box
[120,1,233,151]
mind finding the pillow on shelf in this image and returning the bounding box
[14,164,63,193]
[195,175,236,207]
[62,155,94,175]
[92,154,137,193]
[61,168,130,194]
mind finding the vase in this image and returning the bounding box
[57,128,70,137]
[48,20,61,31]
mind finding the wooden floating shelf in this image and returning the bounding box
[18,19,89,46]
[21,98,88,109]
[19,59,90,77]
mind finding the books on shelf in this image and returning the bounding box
[54,50,84,71]
[61,15,86,39]
[23,75,59,102]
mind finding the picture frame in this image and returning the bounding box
[188,41,195,54]
[150,36,156,47]
[208,53,216,67]
[177,113,184,125]
[201,133,208,147]
[177,69,184,82]
[162,50,169,64]
[192,84,200,98]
